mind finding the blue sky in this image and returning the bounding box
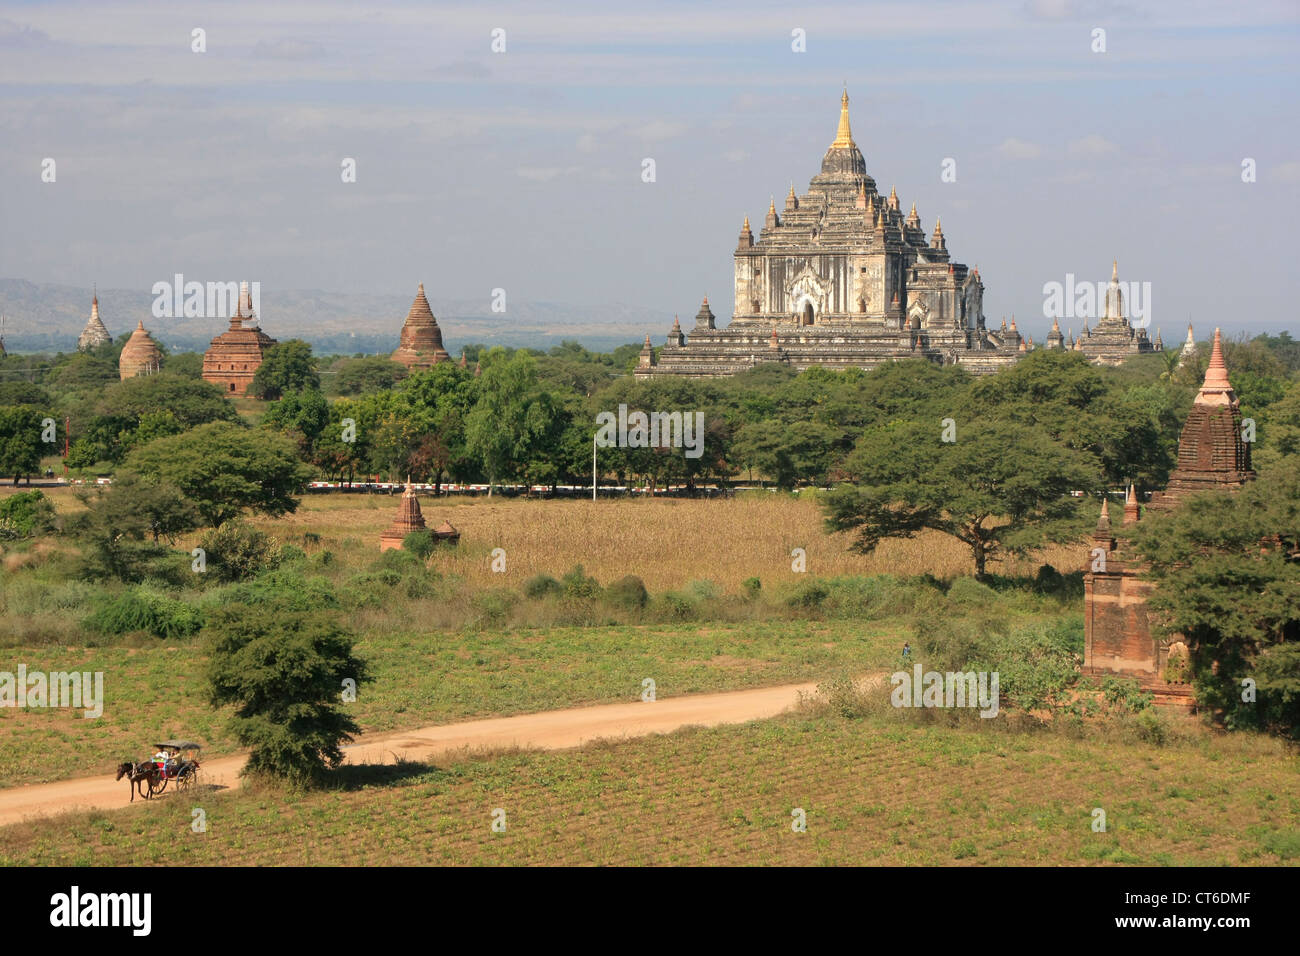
[1,0,1297,342]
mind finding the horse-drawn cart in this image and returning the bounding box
[115,740,202,802]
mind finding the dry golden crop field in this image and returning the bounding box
[4,712,1296,866]
[249,492,1083,591]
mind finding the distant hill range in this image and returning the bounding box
[0,279,663,356]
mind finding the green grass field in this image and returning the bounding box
[4,711,1296,866]
[0,618,913,787]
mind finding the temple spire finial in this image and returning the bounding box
[831,88,855,148]
[1200,327,1232,393]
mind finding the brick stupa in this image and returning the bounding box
[202,282,277,396]
[118,320,162,380]
[78,293,112,351]
[391,283,450,371]
[1083,328,1254,689]
[379,482,427,551]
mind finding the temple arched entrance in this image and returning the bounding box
[802,302,814,326]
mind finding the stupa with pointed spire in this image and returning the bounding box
[202,281,277,396]
[637,89,1022,379]
[78,292,112,351]
[1084,333,1256,690]
[379,480,427,552]
[391,283,451,371]
[1150,328,1254,506]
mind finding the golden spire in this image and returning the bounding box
[742,215,750,231]
[831,88,855,148]
[768,196,776,214]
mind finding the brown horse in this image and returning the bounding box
[114,761,159,802]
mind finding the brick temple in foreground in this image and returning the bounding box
[1082,328,1254,694]
[638,90,1025,379]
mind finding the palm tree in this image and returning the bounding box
[1158,348,1180,385]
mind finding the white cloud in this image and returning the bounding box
[997,137,1043,159]
[1069,134,1118,156]
[1274,161,1300,184]
[516,165,583,182]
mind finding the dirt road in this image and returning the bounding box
[0,680,820,828]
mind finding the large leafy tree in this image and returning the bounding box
[327,356,409,396]
[67,472,199,581]
[1127,462,1300,737]
[0,404,52,483]
[126,421,311,526]
[262,388,330,457]
[205,603,369,784]
[465,349,559,494]
[824,418,1100,576]
[67,374,237,467]
[250,339,320,400]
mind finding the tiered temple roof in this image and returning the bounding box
[202,282,277,396]
[391,283,451,371]
[1074,261,1155,366]
[638,90,1023,379]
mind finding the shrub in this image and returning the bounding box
[222,570,339,611]
[561,565,602,600]
[279,544,306,564]
[786,580,830,610]
[1101,676,1153,713]
[946,576,997,607]
[1132,707,1170,746]
[0,491,56,540]
[85,587,204,639]
[472,588,516,624]
[742,577,762,598]
[402,530,436,560]
[523,574,562,599]
[606,575,649,609]
[198,522,282,583]
[688,579,720,601]
[815,672,875,719]
[661,591,698,620]
[376,548,420,572]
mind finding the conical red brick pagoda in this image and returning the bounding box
[391,283,450,371]
[379,482,427,551]
[1084,327,1256,690]
[202,282,277,396]
[118,320,162,379]
[1150,328,1254,507]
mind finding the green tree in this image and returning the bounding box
[205,603,370,784]
[126,421,310,526]
[465,349,557,494]
[825,418,1100,576]
[161,351,204,378]
[327,356,408,396]
[0,405,50,483]
[262,388,330,457]
[68,472,199,581]
[250,340,320,400]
